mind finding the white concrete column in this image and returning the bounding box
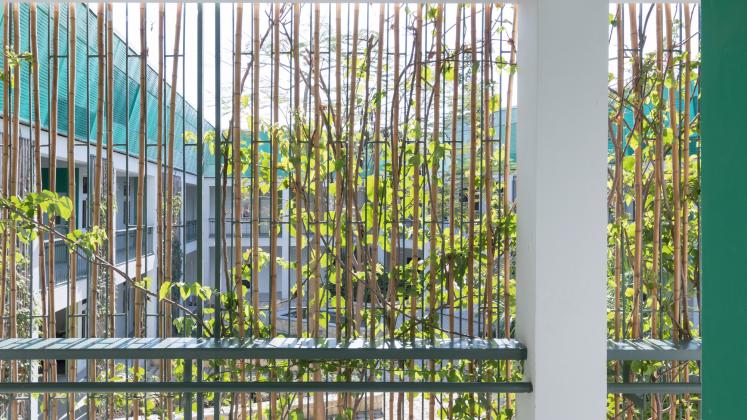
[515,0,608,418]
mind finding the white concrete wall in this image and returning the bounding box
[515,0,608,418]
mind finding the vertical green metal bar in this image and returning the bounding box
[184,358,193,419]
[212,3,222,418]
[701,1,746,418]
[195,3,204,419]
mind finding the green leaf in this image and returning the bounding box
[159,281,172,300]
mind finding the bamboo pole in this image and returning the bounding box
[155,13,168,417]
[106,4,115,416]
[85,4,106,416]
[483,4,494,341]
[504,5,518,339]
[8,7,21,417]
[230,3,245,417]
[67,4,77,419]
[482,6,495,417]
[682,3,693,337]
[650,6,665,417]
[0,2,9,348]
[331,5,346,415]
[665,4,681,346]
[408,5,424,418]
[447,5,462,417]
[448,4,461,341]
[345,3,360,337]
[466,3,477,341]
[387,7,401,416]
[503,7,518,411]
[270,2,280,340]
[29,4,50,415]
[164,6,183,417]
[613,6,624,416]
[310,6,325,418]
[291,4,305,413]
[157,3,165,339]
[628,3,642,340]
[682,5,693,416]
[653,4,664,343]
[334,2,343,344]
[665,5,682,416]
[251,2,260,336]
[166,0,184,334]
[371,2,385,344]
[132,5,147,418]
[251,4,263,418]
[292,3,303,342]
[270,3,280,417]
[366,5,386,418]
[428,6,443,419]
[134,0,146,343]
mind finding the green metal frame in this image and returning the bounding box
[701,0,746,417]
[0,337,528,361]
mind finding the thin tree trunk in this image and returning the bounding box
[628,3,643,340]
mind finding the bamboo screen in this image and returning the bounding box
[608,3,701,418]
[0,3,519,419]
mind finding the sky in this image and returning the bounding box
[108,3,699,131]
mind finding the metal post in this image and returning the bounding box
[212,3,222,419]
[195,3,205,419]
[184,358,193,419]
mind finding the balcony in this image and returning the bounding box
[114,226,154,264]
[185,219,197,242]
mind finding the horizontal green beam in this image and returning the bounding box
[607,339,701,361]
[608,383,700,395]
[0,381,700,395]
[0,338,527,361]
[0,381,533,394]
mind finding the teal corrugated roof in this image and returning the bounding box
[0,3,212,175]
